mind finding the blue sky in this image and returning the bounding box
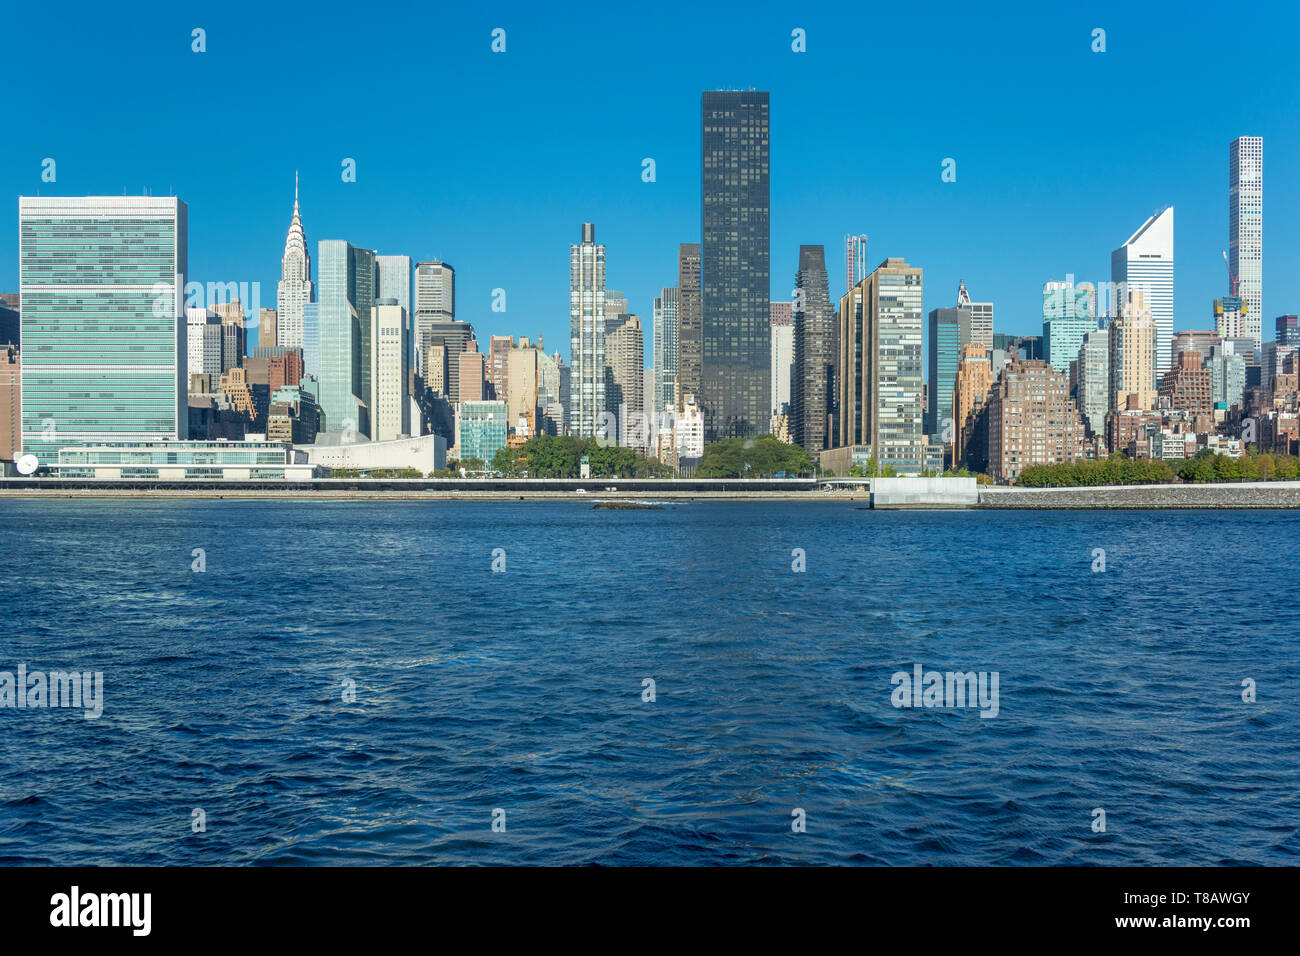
[5,0,1298,359]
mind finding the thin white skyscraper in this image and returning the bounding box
[568,223,606,438]
[1229,136,1262,347]
[276,173,312,348]
[652,287,678,425]
[1112,207,1174,377]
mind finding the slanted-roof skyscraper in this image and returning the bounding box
[701,89,770,440]
[276,174,313,349]
[1112,207,1174,377]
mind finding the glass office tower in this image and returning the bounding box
[18,196,187,464]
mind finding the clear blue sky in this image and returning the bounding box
[5,0,1298,359]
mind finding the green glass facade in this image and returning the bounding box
[457,400,508,464]
[318,240,375,439]
[19,197,187,464]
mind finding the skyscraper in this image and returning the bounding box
[1042,277,1098,373]
[568,223,606,438]
[488,334,513,403]
[1076,329,1109,437]
[652,287,679,426]
[1112,207,1174,377]
[701,89,770,440]
[375,254,412,370]
[318,239,376,439]
[1229,136,1262,344]
[276,175,312,349]
[675,243,701,412]
[927,288,973,439]
[302,302,320,380]
[606,315,644,446]
[836,258,924,473]
[421,318,475,401]
[845,234,867,294]
[957,281,994,350]
[770,301,794,420]
[790,245,834,454]
[413,260,455,373]
[952,344,993,465]
[1108,289,1156,412]
[370,298,410,441]
[18,196,187,464]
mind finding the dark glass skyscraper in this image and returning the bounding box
[790,245,833,453]
[701,90,770,440]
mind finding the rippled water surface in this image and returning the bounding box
[0,500,1296,865]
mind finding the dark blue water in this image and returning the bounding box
[0,500,1296,865]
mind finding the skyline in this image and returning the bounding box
[6,2,1300,362]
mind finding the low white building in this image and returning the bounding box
[56,440,315,480]
[297,432,447,474]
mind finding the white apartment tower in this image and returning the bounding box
[276,174,313,348]
[1112,207,1174,377]
[371,299,410,441]
[568,223,606,438]
[1229,136,1262,347]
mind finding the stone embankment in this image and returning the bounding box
[979,482,1300,509]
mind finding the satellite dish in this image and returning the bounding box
[16,454,39,475]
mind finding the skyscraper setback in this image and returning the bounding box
[1229,136,1262,347]
[701,89,770,440]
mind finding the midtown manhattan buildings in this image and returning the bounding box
[957,281,994,351]
[1228,136,1263,344]
[769,300,793,418]
[18,196,188,464]
[1112,207,1174,377]
[927,292,972,438]
[413,260,455,373]
[1042,278,1098,373]
[276,178,312,349]
[652,287,678,424]
[700,89,770,440]
[568,222,606,438]
[790,244,833,454]
[318,239,376,439]
[836,258,924,472]
[1109,289,1157,412]
[675,243,702,412]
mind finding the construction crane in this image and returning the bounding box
[1222,250,1240,297]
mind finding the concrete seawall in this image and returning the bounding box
[979,482,1300,509]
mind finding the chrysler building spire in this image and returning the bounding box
[276,173,313,348]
